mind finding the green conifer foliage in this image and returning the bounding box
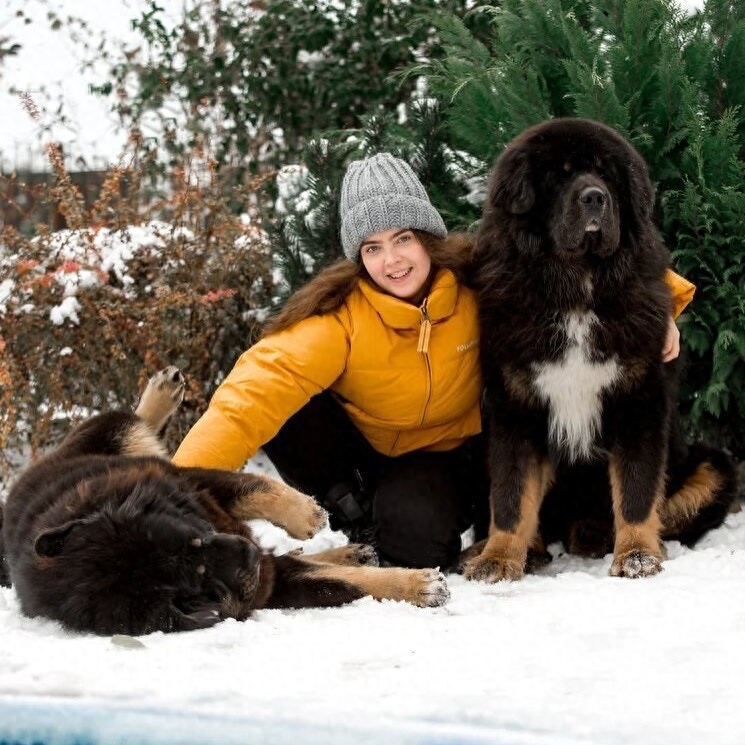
[417,0,745,451]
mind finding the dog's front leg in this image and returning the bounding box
[464,423,553,583]
[260,554,449,609]
[180,468,328,540]
[608,388,668,578]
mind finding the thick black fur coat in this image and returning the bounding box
[1,368,448,634]
[462,118,735,582]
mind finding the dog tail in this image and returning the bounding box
[659,444,738,546]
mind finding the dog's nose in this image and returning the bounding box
[579,187,606,208]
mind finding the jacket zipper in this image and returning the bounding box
[418,300,433,425]
[417,302,432,353]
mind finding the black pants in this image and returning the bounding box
[263,393,489,569]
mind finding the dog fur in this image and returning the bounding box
[463,117,736,582]
[1,367,449,634]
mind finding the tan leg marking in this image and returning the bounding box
[658,462,724,537]
[120,421,169,458]
[301,564,449,607]
[464,459,553,583]
[135,366,185,431]
[609,456,664,578]
[301,544,378,567]
[229,476,328,540]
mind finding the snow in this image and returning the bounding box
[2,0,738,742]
[2,375,743,744]
[48,294,80,325]
[1,493,744,744]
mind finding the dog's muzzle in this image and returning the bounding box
[579,186,607,232]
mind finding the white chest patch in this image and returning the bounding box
[532,310,620,462]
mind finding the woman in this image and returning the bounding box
[173,153,694,569]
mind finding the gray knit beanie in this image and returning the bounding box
[340,152,447,261]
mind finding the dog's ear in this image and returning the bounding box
[34,520,86,558]
[625,150,654,222]
[490,147,534,214]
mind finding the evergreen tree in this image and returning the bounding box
[90,0,745,450]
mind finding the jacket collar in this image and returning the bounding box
[357,269,459,330]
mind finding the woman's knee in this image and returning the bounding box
[372,454,464,568]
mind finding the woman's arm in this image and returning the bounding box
[172,314,349,470]
[662,269,695,362]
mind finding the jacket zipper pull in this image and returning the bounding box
[417,303,431,354]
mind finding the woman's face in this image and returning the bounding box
[359,228,432,301]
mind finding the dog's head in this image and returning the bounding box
[26,469,261,635]
[484,118,655,262]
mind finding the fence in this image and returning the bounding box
[0,168,109,233]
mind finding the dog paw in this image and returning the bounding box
[273,483,329,540]
[609,549,663,578]
[302,544,379,567]
[345,544,379,567]
[410,568,450,607]
[150,366,186,405]
[135,366,185,430]
[463,553,524,583]
[454,539,486,574]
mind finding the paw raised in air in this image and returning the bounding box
[609,549,663,578]
[463,553,524,583]
[150,366,186,403]
[135,366,185,430]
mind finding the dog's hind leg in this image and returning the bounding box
[659,445,737,546]
[262,554,449,609]
[135,366,185,433]
[51,367,184,461]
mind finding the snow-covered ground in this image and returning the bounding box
[0,442,744,745]
[2,1,739,743]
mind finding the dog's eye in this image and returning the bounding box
[563,162,572,172]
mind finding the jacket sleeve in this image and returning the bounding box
[172,314,349,470]
[665,269,695,319]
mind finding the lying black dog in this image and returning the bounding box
[1,368,448,634]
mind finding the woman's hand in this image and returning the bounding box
[662,317,680,362]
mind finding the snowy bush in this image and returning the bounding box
[0,147,275,475]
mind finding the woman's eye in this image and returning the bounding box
[364,245,379,254]
[398,234,411,244]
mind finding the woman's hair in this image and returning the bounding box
[261,230,475,337]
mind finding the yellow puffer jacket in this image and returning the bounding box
[173,269,481,470]
[172,268,695,471]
